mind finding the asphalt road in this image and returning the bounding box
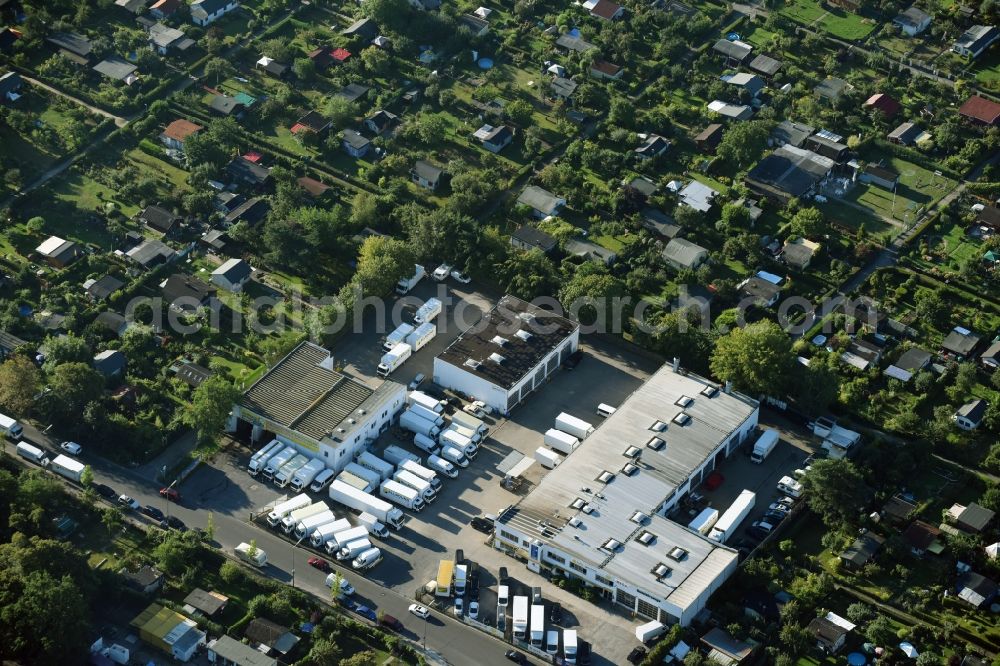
[10,421,534,666]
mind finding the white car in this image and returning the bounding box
[767,502,791,514]
[450,269,471,284]
[60,441,82,456]
[468,600,479,620]
[325,573,354,596]
[454,597,464,617]
[432,264,452,281]
[117,494,140,510]
[409,603,430,619]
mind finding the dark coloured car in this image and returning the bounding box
[563,350,583,369]
[141,505,165,521]
[745,526,769,542]
[94,483,117,500]
[704,470,724,491]
[499,566,509,582]
[504,650,526,664]
[470,516,494,533]
[578,640,592,665]
[627,646,647,664]
[379,614,403,631]
[165,516,186,531]
[763,510,787,524]
[549,602,562,624]
[354,605,378,622]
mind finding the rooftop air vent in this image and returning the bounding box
[622,463,639,476]
[700,385,719,398]
[668,546,688,561]
[570,498,586,510]
[630,511,649,524]
[568,516,582,527]
[646,436,666,451]
[624,446,641,458]
[358,409,367,415]
[489,352,506,364]
[652,563,672,578]
[597,470,615,483]
[464,358,482,370]
[672,412,691,426]
[491,335,509,347]
[582,503,595,514]
[636,531,656,546]
[675,395,693,408]
[601,538,621,552]
[515,329,532,341]
[649,420,667,432]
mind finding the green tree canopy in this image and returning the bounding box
[789,207,825,238]
[715,120,771,169]
[183,375,240,444]
[0,356,40,416]
[800,459,867,528]
[709,320,793,396]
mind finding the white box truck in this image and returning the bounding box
[356,451,395,481]
[454,563,468,595]
[0,413,23,440]
[326,525,370,554]
[535,447,562,469]
[414,298,442,324]
[309,468,336,493]
[16,442,49,466]
[384,323,415,352]
[427,454,458,478]
[295,509,337,539]
[382,445,421,467]
[380,479,425,511]
[290,458,325,491]
[281,501,330,533]
[512,596,529,639]
[395,264,425,295]
[378,343,412,377]
[265,493,311,527]
[530,604,545,648]
[235,542,266,567]
[248,439,282,475]
[338,470,376,494]
[414,432,440,454]
[352,546,382,570]
[708,490,756,543]
[563,629,578,664]
[399,459,441,490]
[401,411,441,438]
[394,469,437,502]
[274,454,309,487]
[337,537,372,561]
[310,517,352,548]
[405,322,436,352]
[750,429,779,463]
[440,445,469,468]
[687,507,720,535]
[445,421,481,443]
[408,403,445,426]
[328,479,405,529]
[450,410,488,435]
[440,428,477,457]
[50,454,85,483]
[408,390,445,413]
[358,511,390,538]
[262,446,297,481]
[554,413,594,440]
[777,475,803,498]
[544,428,580,455]
[635,620,666,643]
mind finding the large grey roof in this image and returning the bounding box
[516,185,564,214]
[746,145,834,198]
[209,636,276,666]
[93,57,137,81]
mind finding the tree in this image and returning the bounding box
[353,236,416,297]
[340,651,378,666]
[323,96,359,130]
[183,376,240,444]
[789,207,825,238]
[48,363,104,421]
[778,622,811,657]
[42,334,91,366]
[360,47,389,76]
[0,356,40,416]
[329,570,344,601]
[0,569,90,664]
[361,0,411,29]
[101,506,123,537]
[787,361,839,414]
[558,269,627,331]
[800,459,867,528]
[864,614,895,646]
[205,512,215,541]
[203,57,231,85]
[293,57,316,82]
[709,320,793,396]
[914,288,950,330]
[79,466,93,487]
[246,540,259,561]
[152,531,201,575]
[719,202,751,229]
[715,120,771,169]
[504,99,534,127]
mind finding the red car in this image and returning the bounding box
[307,556,330,572]
[159,487,180,502]
[704,471,724,491]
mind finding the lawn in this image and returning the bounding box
[972,49,1000,91]
[779,0,877,40]
[849,153,956,223]
[127,149,193,193]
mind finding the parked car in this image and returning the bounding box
[159,487,180,502]
[627,646,647,664]
[379,614,403,631]
[470,516,493,533]
[751,520,776,533]
[468,600,479,620]
[141,505,165,521]
[308,556,330,572]
[165,516,186,531]
[94,483,117,500]
[549,602,562,624]
[117,495,140,510]
[563,350,583,369]
[504,650,526,664]
[354,605,377,622]
[578,640,592,665]
[408,604,430,619]
[767,501,791,514]
[454,597,463,617]
[763,510,787,524]
[408,373,425,391]
[499,566,508,582]
[60,441,82,455]
[450,269,471,284]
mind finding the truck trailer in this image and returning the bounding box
[281,501,330,533]
[554,413,594,440]
[687,507,720,535]
[530,604,545,648]
[261,446,297,481]
[444,421,481,444]
[399,459,441,490]
[534,447,562,469]
[440,428,477,457]
[328,479,405,529]
[345,462,383,488]
[750,429,779,464]
[247,439,282,475]
[635,620,666,644]
[382,445,421,468]
[50,454,85,483]
[407,403,445,426]
[16,442,49,466]
[400,411,441,438]
[407,390,445,413]
[355,451,396,481]
[512,596,529,639]
[265,493,311,527]
[377,343,412,377]
[379,479,425,511]
[295,509,337,539]
[358,511,390,538]
[405,322,436,352]
[337,537,372,561]
[338,470,376,494]
[325,525,370,554]
[384,323,415,352]
[393,469,437,502]
[563,630,578,664]
[289,458,325,491]
[708,490,756,543]
[274,454,309,487]
[395,264,424,295]
[544,428,580,455]
[413,432,440,454]
[449,410,488,435]
[414,298,442,324]
[309,517,352,548]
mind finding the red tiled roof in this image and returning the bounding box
[242,151,263,163]
[161,119,203,142]
[863,93,900,117]
[331,48,352,62]
[590,0,621,19]
[290,123,307,134]
[591,59,621,76]
[959,95,1000,125]
[150,0,181,14]
[298,176,331,197]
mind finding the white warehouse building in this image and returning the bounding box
[231,341,406,472]
[433,295,579,414]
[494,364,759,626]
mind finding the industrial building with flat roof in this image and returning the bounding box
[433,295,579,414]
[231,341,405,472]
[494,364,759,625]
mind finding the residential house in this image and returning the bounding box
[839,532,885,570]
[679,180,718,212]
[95,311,128,338]
[695,124,724,152]
[748,54,782,78]
[902,520,944,556]
[959,95,1000,126]
[162,274,215,313]
[805,134,850,162]
[342,17,379,41]
[0,71,22,102]
[342,129,371,158]
[954,399,988,430]
[473,124,513,152]
[735,197,764,225]
[211,258,252,292]
[307,46,335,70]
[292,110,332,136]
[0,329,26,360]
[94,350,127,378]
[148,23,195,55]
[707,100,753,120]
[771,120,814,148]
[782,237,819,270]
[93,57,138,84]
[700,628,753,665]
[981,340,1000,369]
[957,572,998,608]
[200,229,230,253]
[131,603,205,663]
[712,39,753,64]
[565,239,616,265]
[121,565,164,595]
[953,25,999,58]
[244,618,299,655]
[149,0,182,18]
[884,347,932,382]
[411,160,443,191]
[46,32,92,64]
[224,197,269,227]
[206,636,276,666]
[861,164,899,190]
[978,205,1000,228]
[84,275,125,301]
[588,0,623,19]
[159,119,203,150]
[881,495,918,524]
[510,226,558,253]
[738,275,781,307]
[841,338,882,370]
[745,145,834,204]
[297,176,331,199]
[517,185,565,218]
[806,612,854,655]
[893,6,932,36]
[174,362,213,388]
[458,13,489,35]
[183,588,229,617]
[589,59,622,80]
[634,134,669,160]
[941,326,982,359]
[550,76,578,101]
[115,0,150,14]
[949,502,996,532]
[126,239,176,269]
[888,121,928,145]
[725,72,765,97]
[555,34,596,53]
[35,236,82,268]
[814,77,851,102]
[626,175,658,197]
[227,156,272,189]
[863,92,901,117]
[662,237,709,270]
[364,109,397,135]
[139,205,180,235]
[337,83,369,103]
[639,208,680,238]
[256,56,289,79]
[191,0,238,26]
[208,94,246,118]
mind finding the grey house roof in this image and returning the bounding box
[342,129,370,151]
[712,39,752,61]
[511,225,558,252]
[47,32,92,57]
[412,160,443,182]
[749,54,782,76]
[662,237,709,269]
[212,258,252,284]
[556,33,596,52]
[746,145,834,199]
[93,57,137,81]
[771,120,815,148]
[517,185,564,215]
